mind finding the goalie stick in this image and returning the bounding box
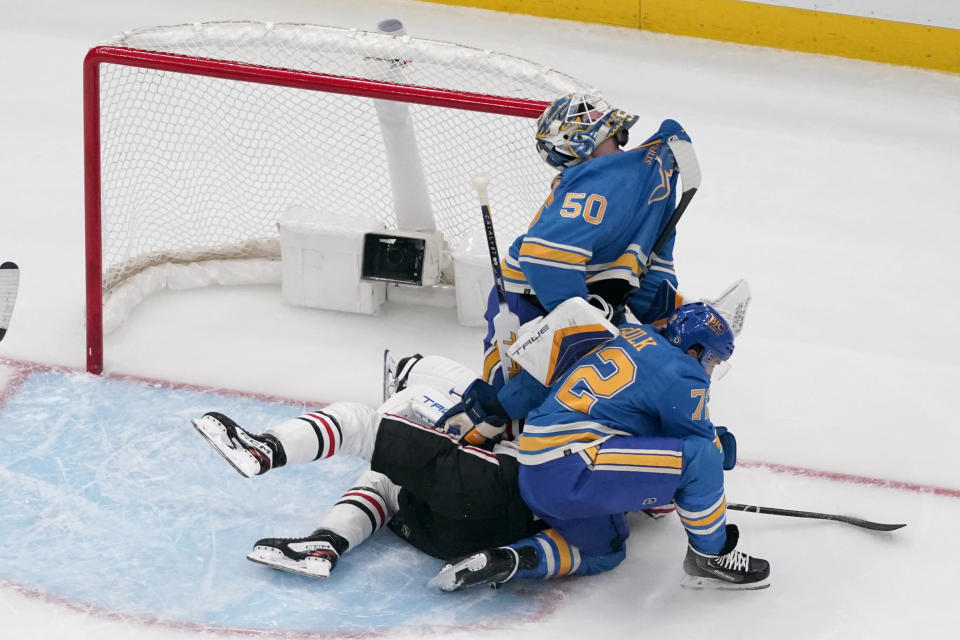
[648,136,701,270]
[474,174,522,381]
[0,261,19,342]
[727,503,906,532]
[602,137,701,318]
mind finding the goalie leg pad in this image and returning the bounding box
[506,297,617,387]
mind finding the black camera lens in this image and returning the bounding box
[385,246,407,267]
[361,233,426,285]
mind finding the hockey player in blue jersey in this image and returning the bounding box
[431,302,771,591]
[441,93,700,446]
[502,94,686,323]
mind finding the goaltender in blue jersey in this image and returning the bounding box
[501,118,686,317]
[472,94,693,435]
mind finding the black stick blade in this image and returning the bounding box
[727,503,906,532]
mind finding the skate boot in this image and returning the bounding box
[428,543,541,591]
[681,524,770,590]
[191,412,284,478]
[383,351,423,401]
[246,529,349,579]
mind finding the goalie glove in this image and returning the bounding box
[436,379,507,446]
[715,426,737,470]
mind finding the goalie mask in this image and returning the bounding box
[663,302,735,375]
[535,93,638,169]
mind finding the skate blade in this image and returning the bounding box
[680,574,771,591]
[426,564,458,591]
[247,547,331,579]
[191,417,259,479]
[426,553,488,591]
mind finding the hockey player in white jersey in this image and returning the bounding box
[191,355,545,578]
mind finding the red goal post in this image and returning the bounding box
[83,22,596,374]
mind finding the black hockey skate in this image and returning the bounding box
[428,546,530,591]
[191,412,283,478]
[382,350,423,401]
[681,525,770,590]
[246,529,349,579]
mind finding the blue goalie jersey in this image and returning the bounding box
[519,322,717,465]
[502,119,691,321]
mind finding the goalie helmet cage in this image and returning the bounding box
[83,21,599,374]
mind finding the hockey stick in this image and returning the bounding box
[604,137,699,318]
[474,174,522,380]
[0,261,20,342]
[727,503,906,532]
[648,137,701,263]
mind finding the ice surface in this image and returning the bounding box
[0,0,958,638]
[0,364,562,634]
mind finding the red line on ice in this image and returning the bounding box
[738,460,960,499]
[1,355,959,499]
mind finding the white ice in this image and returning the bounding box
[1,0,958,638]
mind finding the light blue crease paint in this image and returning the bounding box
[0,370,558,634]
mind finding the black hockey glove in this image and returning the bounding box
[715,426,737,470]
[436,379,507,446]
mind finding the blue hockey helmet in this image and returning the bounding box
[663,302,735,371]
[535,93,638,169]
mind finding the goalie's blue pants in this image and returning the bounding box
[518,434,728,571]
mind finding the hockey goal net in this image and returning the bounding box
[84,21,597,374]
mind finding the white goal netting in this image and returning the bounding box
[85,21,599,369]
